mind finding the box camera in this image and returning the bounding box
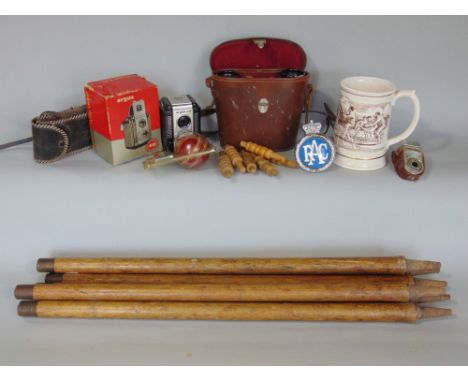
[121,100,152,150]
[160,95,201,151]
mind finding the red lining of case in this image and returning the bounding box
[210,38,307,71]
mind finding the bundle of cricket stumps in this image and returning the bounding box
[15,256,452,323]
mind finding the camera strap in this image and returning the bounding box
[0,137,33,150]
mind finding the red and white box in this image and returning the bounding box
[85,74,162,165]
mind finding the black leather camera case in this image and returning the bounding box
[31,105,91,163]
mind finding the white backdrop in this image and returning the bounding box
[0,16,467,365]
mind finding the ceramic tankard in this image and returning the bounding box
[333,76,420,170]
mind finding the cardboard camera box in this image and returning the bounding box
[85,74,162,165]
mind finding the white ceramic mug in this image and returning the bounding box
[333,76,420,171]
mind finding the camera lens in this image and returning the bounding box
[177,116,192,129]
[407,158,423,174]
[138,119,147,128]
[136,105,143,112]
[216,70,241,78]
[280,69,306,78]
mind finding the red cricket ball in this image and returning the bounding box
[174,133,210,169]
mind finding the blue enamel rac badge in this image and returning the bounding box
[295,134,335,173]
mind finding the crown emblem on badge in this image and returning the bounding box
[295,121,335,173]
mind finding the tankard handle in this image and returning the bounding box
[387,90,420,147]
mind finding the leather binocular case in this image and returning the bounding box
[206,37,313,151]
[31,105,91,164]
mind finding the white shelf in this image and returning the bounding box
[1,139,466,365]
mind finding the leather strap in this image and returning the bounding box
[0,137,32,150]
[304,83,314,125]
[201,100,217,118]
